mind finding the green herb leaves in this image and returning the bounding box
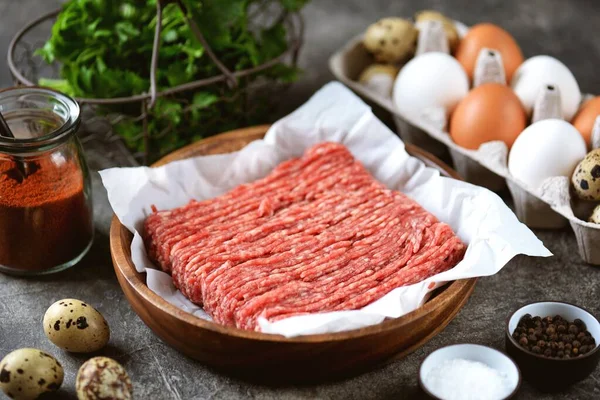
[37,0,309,162]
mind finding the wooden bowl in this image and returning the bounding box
[110,125,477,383]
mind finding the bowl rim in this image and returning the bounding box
[109,125,477,343]
[417,343,522,400]
[505,300,600,362]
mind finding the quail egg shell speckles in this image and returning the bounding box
[363,18,418,63]
[76,357,132,400]
[43,299,110,353]
[0,348,64,400]
[572,149,600,201]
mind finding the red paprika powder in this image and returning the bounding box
[0,157,93,271]
[0,87,92,275]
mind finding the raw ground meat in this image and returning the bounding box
[143,142,466,331]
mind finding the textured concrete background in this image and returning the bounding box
[1,1,600,399]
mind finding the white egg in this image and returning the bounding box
[510,55,581,120]
[393,52,469,119]
[508,119,587,190]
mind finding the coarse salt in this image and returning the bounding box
[423,358,513,400]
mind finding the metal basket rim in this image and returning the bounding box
[7,7,304,106]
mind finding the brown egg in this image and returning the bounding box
[572,96,600,147]
[455,23,524,82]
[450,83,527,150]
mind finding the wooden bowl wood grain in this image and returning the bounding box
[110,125,477,383]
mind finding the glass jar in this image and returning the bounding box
[0,87,93,275]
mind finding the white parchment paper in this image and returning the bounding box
[100,82,551,337]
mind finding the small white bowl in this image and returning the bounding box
[419,344,521,400]
[505,301,600,391]
[507,301,600,341]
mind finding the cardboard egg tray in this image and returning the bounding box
[329,32,600,265]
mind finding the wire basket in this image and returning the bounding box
[8,1,303,165]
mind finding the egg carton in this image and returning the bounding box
[328,31,600,265]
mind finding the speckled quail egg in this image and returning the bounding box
[76,357,132,400]
[358,64,399,97]
[415,10,460,52]
[0,348,64,400]
[43,299,110,353]
[363,18,417,63]
[590,204,600,223]
[572,149,600,201]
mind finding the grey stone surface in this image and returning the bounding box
[1,0,600,399]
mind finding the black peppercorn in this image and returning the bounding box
[581,337,591,345]
[514,314,596,359]
[534,328,544,337]
[569,325,579,335]
[572,348,579,356]
[574,318,585,328]
[528,334,537,342]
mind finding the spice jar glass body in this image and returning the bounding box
[0,87,93,275]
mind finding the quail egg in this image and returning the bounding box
[590,204,600,223]
[572,149,600,201]
[76,357,133,400]
[363,18,418,63]
[43,299,110,353]
[358,64,399,97]
[0,348,64,400]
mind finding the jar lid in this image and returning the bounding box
[0,86,80,153]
